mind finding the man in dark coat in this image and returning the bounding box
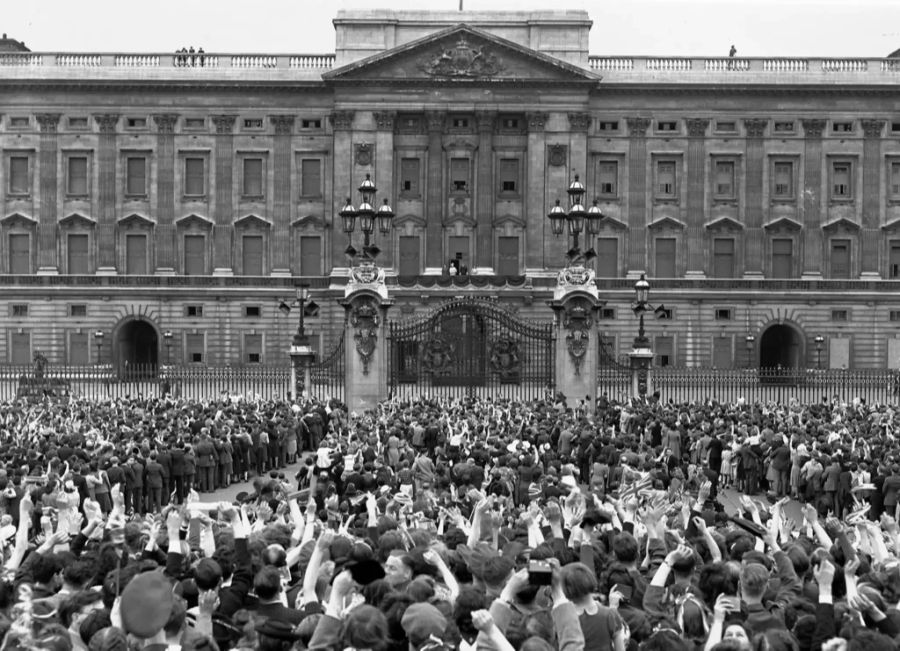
[169,442,186,504]
[156,445,172,505]
[144,452,165,513]
[127,455,145,515]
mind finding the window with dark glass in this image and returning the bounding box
[8,234,30,274]
[830,239,851,279]
[772,238,793,278]
[299,236,321,276]
[300,159,321,197]
[69,332,89,365]
[655,237,676,277]
[497,236,519,276]
[773,161,793,198]
[67,234,89,274]
[9,156,29,195]
[890,161,900,199]
[126,157,147,196]
[714,161,734,198]
[125,234,148,275]
[242,158,263,197]
[831,162,852,198]
[398,236,420,277]
[186,334,205,363]
[67,156,88,196]
[400,158,420,195]
[712,238,735,278]
[183,234,205,275]
[498,159,518,193]
[242,235,264,276]
[596,237,618,277]
[598,162,617,196]
[9,332,30,364]
[244,334,262,364]
[890,241,900,278]
[656,161,676,198]
[184,158,205,196]
[450,158,469,192]
[654,336,674,367]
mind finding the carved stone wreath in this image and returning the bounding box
[350,299,380,375]
[421,337,453,375]
[563,300,594,376]
[548,144,567,167]
[355,143,373,167]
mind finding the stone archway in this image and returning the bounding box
[759,323,804,369]
[113,317,159,378]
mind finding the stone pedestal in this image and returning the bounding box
[549,265,603,408]
[289,344,315,401]
[629,347,654,398]
[342,260,392,413]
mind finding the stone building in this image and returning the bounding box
[0,9,899,376]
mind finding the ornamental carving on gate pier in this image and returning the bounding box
[563,300,594,376]
[350,299,380,375]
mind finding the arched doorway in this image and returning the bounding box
[759,324,803,368]
[115,319,159,377]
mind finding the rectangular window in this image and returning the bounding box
[10,304,27,317]
[712,336,733,369]
[657,121,678,132]
[498,158,518,194]
[67,234,89,274]
[67,156,88,196]
[399,158,420,195]
[69,304,87,317]
[183,234,205,275]
[712,238,735,278]
[126,156,147,196]
[299,236,321,276]
[9,332,30,364]
[656,307,673,320]
[126,117,147,129]
[598,121,619,132]
[831,161,852,199]
[241,235,264,276]
[655,237,676,277]
[714,160,735,198]
[832,121,853,133]
[125,233,148,275]
[9,156,29,195]
[715,121,737,132]
[890,241,900,278]
[774,121,795,133]
[243,118,263,130]
[715,308,733,320]
[244,334,263,364]
[185,333,205,363]
[890,161,900,198]
[497,236,519,276]
[242,158,263,197]
[448,236,469,272]
[830,239,851,279]
[890,310,900,322]
[69,332,89,365]
[450,158,469,192]
[598,162,617,196]
[8,117,29,129]
[185,305,204,317]
[773,161,794,198]
[892,122,900,134]
[599,308,616,320]
[9,234,30,274]
[184,157,205,197]
[772,238,793,278]
[654,336,674,367]
[398,236,420,277]
[451,117,469,129]
[244,305,261,318]
[501,117,520,130]
[832,309,849,322]
[596,237,618,277]
[656,161,676,198]
[184,118,205,130]
[300,119,321,129]
[300,159,322,197]
[67,117,88,129]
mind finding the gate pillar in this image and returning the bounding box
[342,278,393,413]
[549,281,603,409]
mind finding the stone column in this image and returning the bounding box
[330,111,355,271]
[212,115,236,275]
[685,118,709,276]
[625,118,651,276]
[474,111,495,272]
[425,111,445,271]
[153,114,178,273]
[861,118,884,278]
[270,115,295,275]
[801,119,826,278]
[343,291,393,413]
[36,113,61,274]
[743,118,767,277]
[95,114,119,273]
[373,111,396,270]
[550,290,602,408]
[525,112,548,270]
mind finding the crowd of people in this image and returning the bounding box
[0,389,896,650]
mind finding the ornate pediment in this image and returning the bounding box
[705,216,744,232]
[493,213,525,228]
[234,214,272,229]
[763,216,803,231]
[822,216,860,232]
[597,215,628,231]
[882,217,900,232]
[0,212,37,228]
[175,213,214,229]
[118,213,155,229]
[393,213,426,228]
[323,24,598,86]
[58,212,96,228]
[648,216,686,231]
[291,215,325,229]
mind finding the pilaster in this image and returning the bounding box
[270,115,295,274]
[685,118,708,275]
[212,115,236,274]
[625,117,651,275]
[153,114,178,272]
[743,118,767,277]
[94,114,119,272]
[801,119,826,278]
[36,113,61,273]
[425,111,445,271]
[373,111,396,270]
[525,112,548,270]
[475,111,495,271]
[861,119,884,276]
[330,111,355,272]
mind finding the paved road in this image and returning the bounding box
[200,459,306,504]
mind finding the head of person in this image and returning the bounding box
[739,563,768,603]
[341,604,390,651]
[384,551,414,588]
[253,567,284,603]
[558,562,597,604]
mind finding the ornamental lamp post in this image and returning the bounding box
[163,330,173,365]
[343,173,394,263]
[546,174,602,266]
[633,274,651,349]
[814,335,825,369]
[282,284,318,401]
[93,331,104,366]
[745,334,756,369]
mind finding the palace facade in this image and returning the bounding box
[1,9,900,374]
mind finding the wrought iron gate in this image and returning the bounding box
[311,332,345,403]
[388,297,554,401]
